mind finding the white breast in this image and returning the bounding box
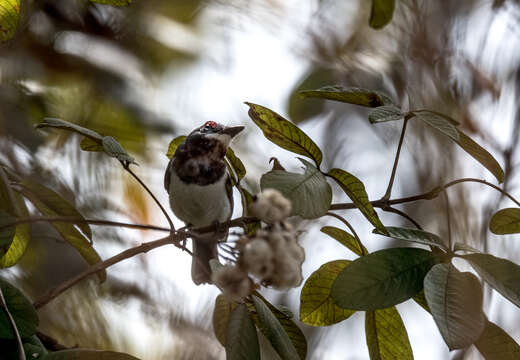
[168,171,231,228]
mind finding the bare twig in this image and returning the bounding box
[384,206,423,230]
[325,212,367,255]
[0,287,25,360]
[442,188,453,251]
[382,116,410,201]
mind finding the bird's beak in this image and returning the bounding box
[221,125,245,138]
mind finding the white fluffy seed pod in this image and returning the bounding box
[249,189,292,224]
[271,257,303,289]
[211,265,251,302]
[242,239,274,280]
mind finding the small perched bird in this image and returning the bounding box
[164,121,245,285]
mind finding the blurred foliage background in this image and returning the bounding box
[1,0,520,359]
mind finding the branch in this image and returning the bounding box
[382,116,409,201]
[124,165,175,231]
[32,216,256,309]
[0,216,171,233]
[383,206,423,230]
[325,212,367,256]
[0,287,25,360]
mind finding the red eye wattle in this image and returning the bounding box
[205,121,218,128]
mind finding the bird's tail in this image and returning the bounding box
[191,234,219,285]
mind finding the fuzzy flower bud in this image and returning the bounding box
[212,265,251,302]
[242,239,274,279]
[249,189,291,224]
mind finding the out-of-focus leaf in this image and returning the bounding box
[226,147,246,181]
[462,253,520,308]
[455,130,504,183]
[240,188,261,235]
[252,295,300,360]
[412,290,430,313]
[89,0,132,6]
[453,242,480,254]
[0,167,15,215]
[80,137,104,152]
[20,190,105,282]
[373,226,448,251]
[368,105,403,123]
[0,278,38,339]
[246,102,323,167]
[489,208,520,234]
[226,304,260,360]
[261,158,332,219]
[166,135,186,159]
[320,226,366,256]
[43,349,141,359]
[300,260,356,326]
[328,168,386,234]
[331,248,438,310]
[299,86,392,108]
[288,67,336,124]
[424,263,485,350]
[0,212,15,258]
[36,118,103,142]
[213,295,237,346]
[19,180,92,240]
[365,307,413,360]
[251,292,307,360]
[0,193,30,268]
[413,110,460,141]
[369,0,395,29]
[475,319,520,360]
[0,0,20,42]
[102,136,136,165]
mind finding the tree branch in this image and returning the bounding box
[0,287,25,360]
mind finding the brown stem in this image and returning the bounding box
[325,212,367,255]
[0,216,171,233]
[382,116,409,201]
[0,287,25,360]
[124,165,175,231]
[384,206,423,230]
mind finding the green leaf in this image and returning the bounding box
[261,158,332,219]
[19,180,92,240]
[412,290,430,313]
[462,253,520,308]
[0,278,38,339]
[300,260,356,326]
[20,190,105,282]
[299,86,392,108]
[165,135,186,159]
[373,226,448,251]
[453,242,480,254]
[246,102,323,167]
[43,349,140,359]
[328,168,386,234]
[251,292,307,360]
[89,0,132,5]
[0,193,30,268]
[365,307,413,360]
[475,319,520,360]
[424,263,485,350]
[455,130,504,183]
[37,118,103,142]
[489,208,520,234]
[102,136,136,165]
[369,0,396,29]
[0,0,20,42]
[0,212,16,258]
[320,226,366,256]
[226,303,260,360]
[213,295,237,346]
[252,295,300,360]
[80,137,104,152]
[331,248,438,310]
[226,147,246,181]
[368,105,403,123]
[413,110,460,141]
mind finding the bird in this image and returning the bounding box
[164,121,245,285]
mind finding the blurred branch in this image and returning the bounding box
[0,288,25,360]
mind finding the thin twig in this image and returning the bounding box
[384,206,423,230]
[0,216,171,233]
[124,165,175,231]
[442,188,453,251]
[382,116,409,201]
[325,212,367,255]
[0,287,25,360]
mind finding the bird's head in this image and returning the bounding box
[189,121,245,148]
